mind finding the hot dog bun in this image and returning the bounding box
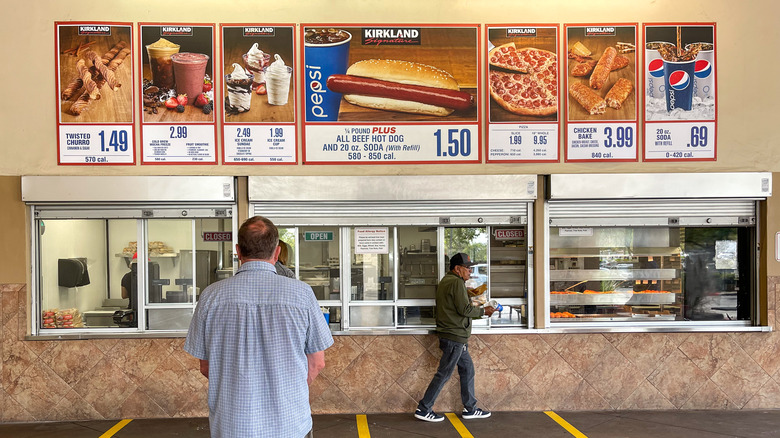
[341,59,463,116]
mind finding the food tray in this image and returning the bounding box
[550,292,677,306]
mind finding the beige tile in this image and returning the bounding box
[602,332,628,346]
[469,337,522,407]
[619,380,675,410]
[106,339,177,387]
[139,354,205,417]
[734,331,780,376]
[682,380,738,410]
[616,333,677,377]
[559,380,611,411]
[1,387,34,422]
[647,349,709,408]
[73,356,137,419]
[51,389,104,421]
[524,350,583,410]
[334,353,395,411]
[311,383,361,414]
[1,287,17,327]
[710,349,771,408]
[678,333,739,377]
[744,378,780,409]
[2,317,38,387]
[117,387,168,419]
[308,372,332,402]
[364,335,428,381]
[540,334,565,348]
[41,341,104,386]
[553,334,611,377]
[495,379,549,411]
[396,350,442,402]
[5,361,72,420]
[350,335,377,350]
[585,344,645,409]
[413,334,439,351]
[365,382,418,413]
[320,336,362,382]
[489,334,551,378]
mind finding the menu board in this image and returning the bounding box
[564,24,639,162]
[56,22,135,165]
[300,25,480,164]
[139,23,217,164]
[643,23,716,161]
[486,25,560,163]
[221,25,296,164]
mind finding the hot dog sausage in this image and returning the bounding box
[326,74,474,111]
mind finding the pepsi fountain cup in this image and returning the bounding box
[686,42,715,100]
[663,59,696,111]
[645,42,674,99]
[304,29,352,121]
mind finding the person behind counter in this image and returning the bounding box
[414,252,495,423]
[120,253,137,311]
[275,241,295,278]
[184,216,333,438]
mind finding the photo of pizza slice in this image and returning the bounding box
[488,42,558,116]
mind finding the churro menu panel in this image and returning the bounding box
[301,25,480,165]
[56,22,135,165]
[221,25,296,164]
[139,24,217,164]
[564,24,639,162]
[486,24,560,163]
[643,23,716,161]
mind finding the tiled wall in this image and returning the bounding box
[3,280,780,422]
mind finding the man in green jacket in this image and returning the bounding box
[414,253,496,423]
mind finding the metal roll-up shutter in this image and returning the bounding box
[253,200,529,226]
[549,198,758,227]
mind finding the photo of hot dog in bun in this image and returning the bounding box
[325,59,474,116]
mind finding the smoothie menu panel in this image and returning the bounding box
[643,23,716,161]
[301,25,480,164]
[56,22,135,165]
[485,24,560,163]
[139,24,217,164]
[221,25,296,164]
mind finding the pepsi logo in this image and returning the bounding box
[669,70,691,91]
[694,59,712,78]
[648,58,665,77]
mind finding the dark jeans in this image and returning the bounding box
[417,337,477,413]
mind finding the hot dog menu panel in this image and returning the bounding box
[486,25,560,163]
[56,22,136,165]
[301,25,480,164]
[564,24,639,162]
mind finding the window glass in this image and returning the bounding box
[278,227,297,276]
[549,226,750,323]
[298,227,340,300]
[398,226,438,299]
[350,227,394,301]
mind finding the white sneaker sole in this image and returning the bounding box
[462,412,491,419]
[414,413,444,422]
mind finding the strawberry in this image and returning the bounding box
[255,84,267,95]
[203,79,213,92]
[176,94,188,106]
[164,97,178,109]
[194,93,210,108]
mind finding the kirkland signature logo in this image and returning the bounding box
[506,28,536,37]
[585,27,616,36]
[78,26,111,35]
[362,28,421,45]
[243,27,275,36]
[161,26,193,36]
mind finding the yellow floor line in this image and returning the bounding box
[445,412,474,438]
[545,411,588,438]
[99,419,133,438]
[356,414,371,437]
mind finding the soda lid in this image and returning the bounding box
[486,299,503,313]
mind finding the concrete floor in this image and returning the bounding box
[1,410,779,437]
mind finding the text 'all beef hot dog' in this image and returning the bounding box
[325,59,474,116]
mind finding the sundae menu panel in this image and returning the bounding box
[300,24,480,164]
[139,23,217,164]
[221,25,296,164]
[486,24,560,163]
[564,24,639,162]
[643,23,716,161]
[56,22,135,165]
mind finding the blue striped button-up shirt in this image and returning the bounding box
[185,261,333,438]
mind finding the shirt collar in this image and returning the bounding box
[237,260,276,273]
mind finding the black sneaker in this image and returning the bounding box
[462,407,491,419]
[414,409,444,422]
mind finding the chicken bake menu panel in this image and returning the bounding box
[55,22,136,165]
[300,24,481,165]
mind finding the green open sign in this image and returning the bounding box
[304,231,333,241]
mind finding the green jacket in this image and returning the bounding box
[435,271,485,344]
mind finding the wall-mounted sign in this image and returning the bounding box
[55,22,135,165]
[354,227,389,254]
[304,231,334,241]
[495,229,526,240]
[202,231,233,242]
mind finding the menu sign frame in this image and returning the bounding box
[138,22,217,165]
[485,24,560,163]
[55,22,136,165]
[564,23,639,163]
[220,24,297,164]
[642,23,717,162]
[300,23,481,165]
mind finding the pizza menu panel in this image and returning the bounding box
[486,25,560,163]
[54,20,718,166]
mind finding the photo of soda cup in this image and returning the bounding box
[685,42,715,100]
[645,42,674,99]
[663,58,695,111]
[303,29,352,121]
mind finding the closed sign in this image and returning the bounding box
[495,229,525,240]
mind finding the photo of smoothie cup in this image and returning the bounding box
[171,52,209,104]
[303,28,351,121]
[242,42,271,90]
[225,63,253,113]
[146,38,180,89]
[263,54,292,106]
